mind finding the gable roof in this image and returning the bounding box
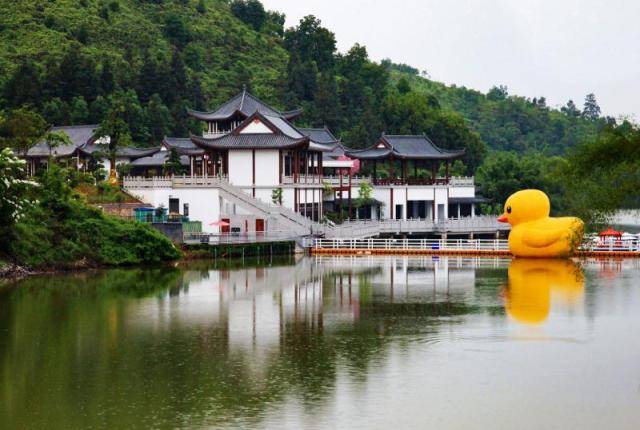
[80,143,159,159]
[130,151,189,167]
[162,137,204,155]
[346,134,465,160]
[187,88,303,122]
[299,127,339,145]
[26,124,98,157]
[191,133,309,150]
[190,111,312,151]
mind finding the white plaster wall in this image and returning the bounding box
[435,188,449,221]
[126,187,221,233]
[282,188,295,212]
[373,188,391,219]
[254,151,279,186]
[254,188,274,206]
[449,186,475,198]
[228,150,253,186]
[239,120,272,134]
[407,187,436,201]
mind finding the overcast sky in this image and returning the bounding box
[261,0,639,119]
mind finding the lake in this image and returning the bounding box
[1,256,639,429]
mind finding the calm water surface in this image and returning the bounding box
[1,256,640,429]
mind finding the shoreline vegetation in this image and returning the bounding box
[1,155,181,279]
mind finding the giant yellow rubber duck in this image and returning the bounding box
[505,258,584,325]
[497,189,584,258]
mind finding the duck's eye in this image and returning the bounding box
[506,206,512,214]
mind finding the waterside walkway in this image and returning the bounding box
[312,238,640,257]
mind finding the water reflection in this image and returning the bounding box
[1,256,639,429]
[505,259,585,325]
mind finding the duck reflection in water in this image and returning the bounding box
[504,258,585,325]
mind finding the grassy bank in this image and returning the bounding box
[1,164,181,273]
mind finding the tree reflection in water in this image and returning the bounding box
[1,255,635,429]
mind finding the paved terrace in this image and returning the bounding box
[123,176,508,240]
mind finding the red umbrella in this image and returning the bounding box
[599,227,622,237]
[209,220,230,227]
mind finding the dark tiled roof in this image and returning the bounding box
[322,142,349,160]
[191,133,309,150]
[347,135,465,160]
[26,124,98,157]
[263,114,304,138]
[345,147,392,159]
[190,111,318,151]
[187,89,303,121]
[130,151,189,167]
[449,196,491,204]
[299,127,339,145]
[162,137,204,155]
[80,143,159,158]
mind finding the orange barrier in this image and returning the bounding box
[311,248,512,256]
[311,248,640,258]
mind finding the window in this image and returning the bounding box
[169,198,179,214]
[395,204,404,220]
[183,203,189,217]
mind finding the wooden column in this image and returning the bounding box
[402,159,407,184]
[252,149,256,197]
[348,172,353,220]
[338,170,343,222]
[278,150,283,184]
[445,160,450,183]
[390,188,394,219]
[431,161,437,184]
[294,150,299,183]
[389,156,394,184]
[373,160,377,185]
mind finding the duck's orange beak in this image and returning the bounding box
[497,214,509,223]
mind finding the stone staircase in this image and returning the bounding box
[214,180,321,236]
[123,176,506,240]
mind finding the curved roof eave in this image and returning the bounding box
[190,134,310,150]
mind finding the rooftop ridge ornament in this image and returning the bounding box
[239,85,247,111]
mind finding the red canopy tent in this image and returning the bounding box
[209,220,230,227]
[599,227,622,238]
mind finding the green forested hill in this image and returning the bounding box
[0,0,288,141]
[387,66,608,155]
[0,0,614,163]
[0,0,637,223]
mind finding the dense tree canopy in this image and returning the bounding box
[0,0,636,224]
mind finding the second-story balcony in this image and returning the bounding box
[322,175,474,187]
[282,175,323,184]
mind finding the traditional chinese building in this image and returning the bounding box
[22,88,486,235]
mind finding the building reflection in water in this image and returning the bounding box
[131,256,513,352]
[3,256,640,429]
[504,258,585,325]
